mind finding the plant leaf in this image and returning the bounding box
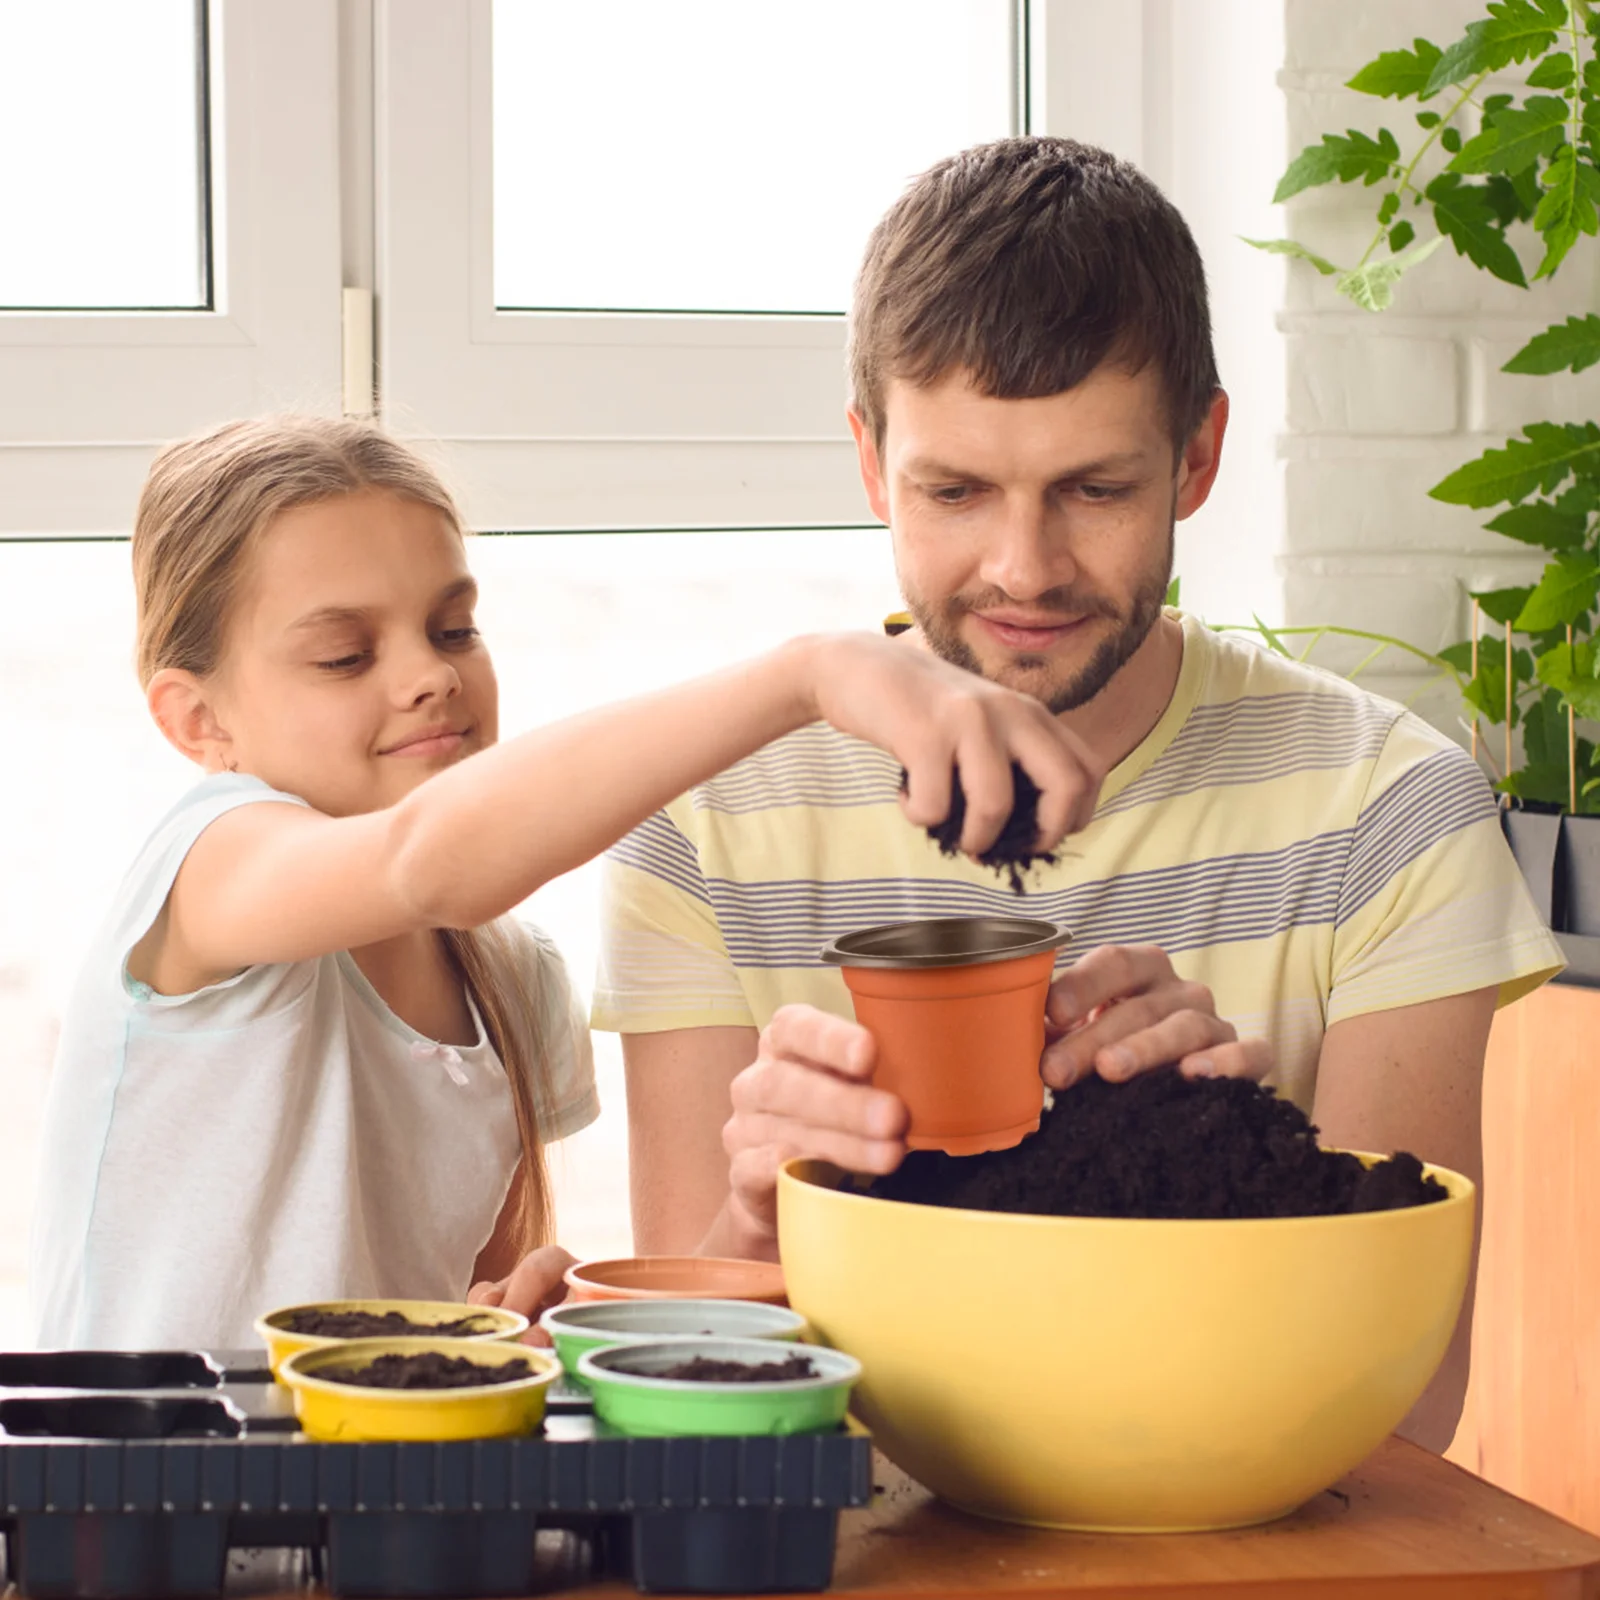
[1431,422,1600,507]
[1240,236,1340,275]
[1348,39,1446,99]
[1514,552,1600,630]
[1438,640,1478,672]
[1426,174,1529,284]
[1450,94,1569,174]
[1536,639,1600,715]
[1425,0,1568,95]
[1389,219,1418,251]
[1485,501,1590,547]
[1529,49,1577,87]
[1251,614,1292,656]
[1532,144,1600,278]
[1336,233,1446,309]
[1273,129,1401,202]
[1473,584,1538,624]
[1165,576,1182,606]
[1504,311,1600,372]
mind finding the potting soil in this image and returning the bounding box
[321,1351,535,1389]
[867,1067,1448,1218]
[279,1308,495,1339]
[911,762,1055,893]
[641,1354,819,1384]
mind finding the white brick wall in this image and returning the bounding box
[1279,0,1599,726]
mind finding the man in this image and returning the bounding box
[591,137,1562,1449]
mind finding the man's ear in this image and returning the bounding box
[1174,389,1230,521]
[847,407,892,525]
[147,668,236,772]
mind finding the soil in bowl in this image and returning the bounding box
[867,1067,1447,1218]
[630,1354,820,1383]
[320,1351,536,1390]
[277,1307,497,1339]
[911,762,1055,894]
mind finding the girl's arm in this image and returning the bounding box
[153,631,1101,985]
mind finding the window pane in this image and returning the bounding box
[493,0,1014,314]
[0,0,207,309]
[2,529,898,1348]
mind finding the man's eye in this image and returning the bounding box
[435,627,480,647]
[1077,483,1129,502]
[930,485,973,505]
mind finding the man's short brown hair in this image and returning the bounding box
[848,136,1219,452]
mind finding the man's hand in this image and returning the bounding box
[720,1005,908,1252]
[468,1244,577,1341]
[1042,944,1272,1089]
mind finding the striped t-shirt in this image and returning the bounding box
[593,612,1562,1110]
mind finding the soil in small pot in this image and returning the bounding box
[910,762,1056,894]
[279,1308,496,1338]
[628,1354,819,1384]
[867,1067,1447,1219]
[320,1352,535,1389]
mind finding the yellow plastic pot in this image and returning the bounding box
[279,1337,558,1442]
[255,1299,528,1380]
[777,1156,1474,1532]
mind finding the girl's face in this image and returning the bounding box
[206,488,498,816]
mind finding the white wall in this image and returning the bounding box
[1279,0,1600,729]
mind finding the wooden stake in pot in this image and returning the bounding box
[1570,621,1578,817]
[1505,624,1514,785]
[1471,599,1480,764]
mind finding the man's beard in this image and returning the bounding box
[903,526,1174,714]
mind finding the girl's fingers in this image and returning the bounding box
[494,1245,577,1320]
[467,1279,506,1307]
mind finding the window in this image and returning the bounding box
[379,0,1021,532]
[0,0,343,537]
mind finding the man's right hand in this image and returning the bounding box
[719,1004,909,1253]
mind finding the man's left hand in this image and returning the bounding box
[1041,944,1272,1089]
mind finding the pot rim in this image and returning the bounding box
[820,915,1070,970]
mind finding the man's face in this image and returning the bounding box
[853,365,1220,713]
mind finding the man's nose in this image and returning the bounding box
[977,496,1071,602]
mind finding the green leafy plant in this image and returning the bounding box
[1247,0,1600,812]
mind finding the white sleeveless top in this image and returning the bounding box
[31,774,598,1351]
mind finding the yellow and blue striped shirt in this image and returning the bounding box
[594,612,1562,1110]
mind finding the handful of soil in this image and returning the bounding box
[632,1354,819,1384]
[867,1068,1447,1219]
[909,762,1056,894]
[322,1351,535,1390]
[279,1308,495,1339]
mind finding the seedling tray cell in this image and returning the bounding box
[0,1347,871,1597]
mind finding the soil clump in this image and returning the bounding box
[279,1308,495,1339]
[912,762,1056,893]
[639,1354,819,1384]
[867,1068,1447,1218]
[322,1351,535,1389]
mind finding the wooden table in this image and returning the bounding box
[571,1439,1600,1600]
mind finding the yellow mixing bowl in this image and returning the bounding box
[777,1156,1474,1532]
[255,1299,528,1379]
[279,1338,558,1442]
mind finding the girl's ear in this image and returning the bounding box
[147,669,237,772]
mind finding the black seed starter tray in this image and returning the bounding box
[0,1349,873,1598]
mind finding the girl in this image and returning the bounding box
[30,416,1096,1351]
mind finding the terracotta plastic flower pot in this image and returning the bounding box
[563,1256,788,1305]
[822,916,1070,1155]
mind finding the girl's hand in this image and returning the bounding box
[797,634,1102,857]
[468,1243,577,1341]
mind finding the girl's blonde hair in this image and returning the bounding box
[131,414,552,1260]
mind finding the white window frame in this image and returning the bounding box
[374,0,1030,533]
[0,0,345,537]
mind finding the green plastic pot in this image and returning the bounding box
[540,1298,807,1383]
[576,1337,861,1437]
